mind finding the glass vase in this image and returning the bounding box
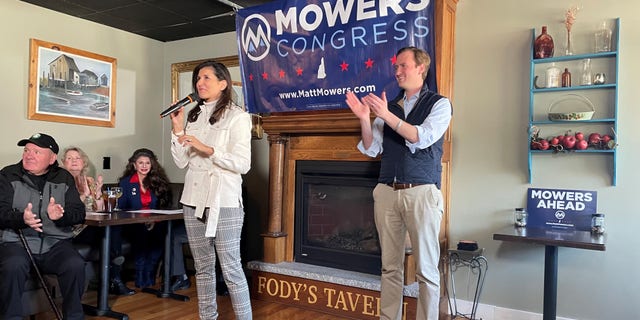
[581,58,592,86]
[565,30,574,56]
[594,21,612,52]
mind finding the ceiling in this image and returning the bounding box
[21,0,273,42]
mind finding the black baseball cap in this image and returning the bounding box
[18,133,60,154]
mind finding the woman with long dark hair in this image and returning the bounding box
[169,60,252,319]
[117,148,172,288]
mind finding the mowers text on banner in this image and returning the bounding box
[526,187,597,230]
[235,0,437,114]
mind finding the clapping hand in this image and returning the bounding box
[361,92,390,119]
[46,197,65,221]
[23,203,43,232]
[96,175,104,197]
[345,91,370,120]
[346,91,391,120]
[75,175,90,198]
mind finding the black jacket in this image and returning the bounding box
[0,161,85,254]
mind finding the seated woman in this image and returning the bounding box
[61,146,104,212]
[117,148,173,288]
[62,147,135,296]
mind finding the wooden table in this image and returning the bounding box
[82,210,186,320]
[493,226,605,320]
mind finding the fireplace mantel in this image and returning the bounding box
[261,109,363,135]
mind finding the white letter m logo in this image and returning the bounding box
[242,14,271,62]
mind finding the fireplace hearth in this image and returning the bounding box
[295,160,381,275]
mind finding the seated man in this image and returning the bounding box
[0,133,86,320]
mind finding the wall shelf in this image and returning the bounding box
[531,119,615,125]
[530,149,614,154]
[532,84,616,93]
[528,18,620,186]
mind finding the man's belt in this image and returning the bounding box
[386,182,426,191]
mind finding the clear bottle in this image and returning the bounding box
[594,21,612,52]
[546,63,561,88]
[561,68,571,87]
[581,59,593,86]
[591,213,605,234]
[514,208,527,227]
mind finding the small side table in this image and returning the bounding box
[446,248,488,320]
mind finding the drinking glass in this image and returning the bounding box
[102,189,117,213]
[112,187,123,211]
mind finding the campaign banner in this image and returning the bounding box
[526,188,597,230]
[235,0,437,114]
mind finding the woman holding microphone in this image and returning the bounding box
[169,60,252,320]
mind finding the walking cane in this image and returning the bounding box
[17,229,63,320]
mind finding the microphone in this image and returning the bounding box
[159,93,198,118]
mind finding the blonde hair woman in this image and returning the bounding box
[61,146,103,212]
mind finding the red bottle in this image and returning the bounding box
[534,26,554,59]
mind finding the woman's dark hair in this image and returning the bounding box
[188,60,233,125]
[119,148,172,209]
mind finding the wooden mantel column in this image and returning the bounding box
[262,134,288,263]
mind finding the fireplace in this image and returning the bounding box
[294,160,381,275]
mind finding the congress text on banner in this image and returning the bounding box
[235,0,437,113]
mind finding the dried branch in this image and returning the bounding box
[564,5,580,32]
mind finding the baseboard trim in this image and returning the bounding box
[449,298,576,320]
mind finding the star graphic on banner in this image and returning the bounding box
[340,61,349,71]
[296,67,303,76]
[279,70,286,78]
[249,74,254,81]
[390,55,397,65]
[365,58,374,69]
[262,72,268,80]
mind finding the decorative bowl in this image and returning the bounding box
[548,93,595,121]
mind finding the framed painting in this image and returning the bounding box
[27,39,117,127]
[170,56,262,139]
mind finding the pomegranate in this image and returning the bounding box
[576,139,588,150]
[563,135,576,149]
[588,133,601,145]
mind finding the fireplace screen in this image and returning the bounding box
[295,160,381,275]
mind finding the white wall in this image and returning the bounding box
[0,0,165,183]
[453,1,639,318]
